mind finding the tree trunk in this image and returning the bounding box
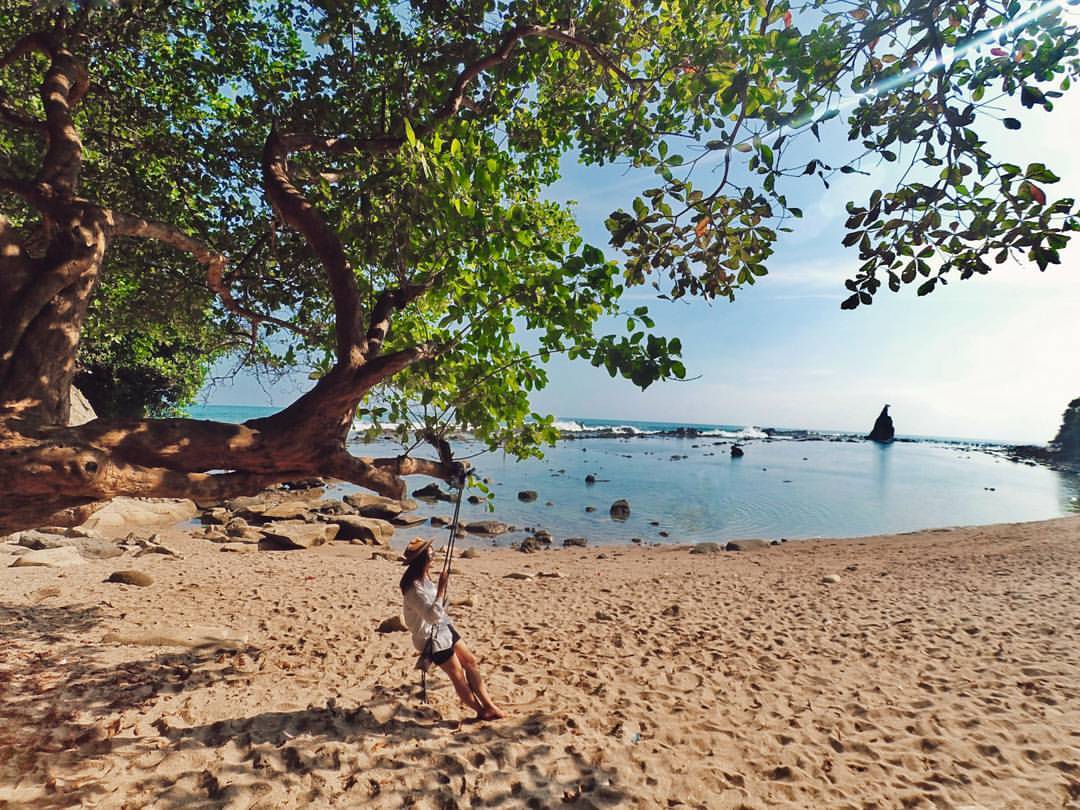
[0,31,454,536]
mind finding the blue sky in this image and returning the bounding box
[205,63,1080,445]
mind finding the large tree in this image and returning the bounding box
[0,0,1076,533]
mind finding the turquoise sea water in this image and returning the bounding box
[187,404,1080,545]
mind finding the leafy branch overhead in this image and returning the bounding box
[0,0,1075,531]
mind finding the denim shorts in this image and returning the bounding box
[429,625,461,665]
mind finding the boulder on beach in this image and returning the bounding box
[10,547,86,568]
[68,386,97,426]
[725,539,773,552]
[78,497,197,535]
[518,536,542,553]
[259,502,318,522]
[730,444,744,458]
[342,493,413,521]
[202,507,230,525]
[518,490,538,502]
[563,537,588,548]
[106,570,154,587]
[867,404,895,443]
[690,542,723,554]
[331,515,394,545]
[259,521,337,550]
[377,615,408,633]
[609,499,630,520]
[391,513,428,527]
[314,499,354,516]
[585,474,597,484]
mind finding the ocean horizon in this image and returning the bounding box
[187,404,1080,545]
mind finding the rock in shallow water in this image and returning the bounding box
[464,520,510,536]
[867,404,896,443]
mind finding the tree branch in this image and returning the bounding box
[364,279,437,357]
[277,23,638,160]
[262,129,363,365]
[0,93,46,133]
[35,46,88,196]
[105,209,314,340]
[0,32,55,69]
[323,450,458,500]
[354,342,439,389]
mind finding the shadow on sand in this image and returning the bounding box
[0,601,626,808]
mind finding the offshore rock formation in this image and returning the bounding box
[867,405,895,444]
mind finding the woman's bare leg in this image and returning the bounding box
[454,642,506,719]
[437,654,485,715]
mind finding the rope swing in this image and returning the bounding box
[419,447,468,703]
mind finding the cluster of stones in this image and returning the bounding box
[193,481,423,553]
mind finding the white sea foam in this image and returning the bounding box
[700,426,769,439]
[552,420,587,432]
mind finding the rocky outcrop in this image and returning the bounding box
[867,405,895,443]
[1012,397,1080,471]
[1051,398,1080,462]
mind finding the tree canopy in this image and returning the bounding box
[0,0,1076,532]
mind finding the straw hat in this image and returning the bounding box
[400,537,433,565]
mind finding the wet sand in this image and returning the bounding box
[2,516,1079,808]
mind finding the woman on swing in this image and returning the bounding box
[400,537,505,721]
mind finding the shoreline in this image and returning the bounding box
[3,514,1080,807]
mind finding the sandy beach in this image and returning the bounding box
[2,515,1079,809]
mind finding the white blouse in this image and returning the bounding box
[402,577,454,655]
